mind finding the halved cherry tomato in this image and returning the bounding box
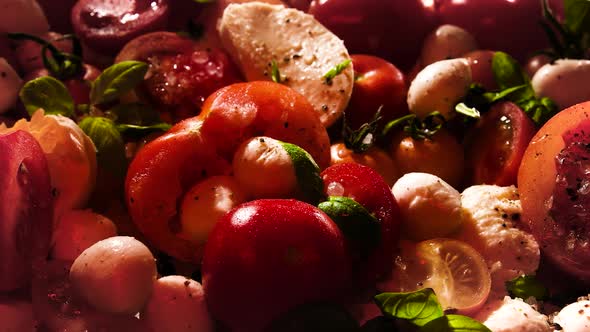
[519,101,590,281]
[330,142,399,187]
[466,101,536,186]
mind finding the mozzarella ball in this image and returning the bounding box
[51,209,118,261]
[392,172,463,241]
[179,175,247,245]
[420,24,477,67]
[141,276,213,332]
[70,236,157,314]
[0,110,97,220]
[474,297,551,332]
[0,0,49,34]
[0,300,36,332]
[553,300,590,332]
[233,136,298,198]
[531,59,590,110]
[0,58,22,114]
[407,58,472,120]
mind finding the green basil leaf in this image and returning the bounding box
[19,76,75,117]
[90,60,148,105]
[108,103,161,126]
[323,59,352,85]
[565,0,590,35]
[505,275,548,300]
[271,60,283,84]
[116,123,172,137]
[419,315,491,332]
[192,0,215,3]
[78,116,127,179]
[491,52,530,90]
[318,196,381,256]
[279,140,324,205]
[455,103,480,119]
[375,289,444,327]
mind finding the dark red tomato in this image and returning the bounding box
[125,118,232,262]
[437,0,563,63]
[143,48,242,121]
[464,49,498,91]
[0,131,53,292]
[0,35,17,71]
[36,0,77,33]
[71,0,170,56]
[115,31,196,63]
[202,199,352,332]
[321,162,401,288]
[518,101,590,281]
[346,54,408,131]
[466,101,536,186]
[285,0,313,11]
[308,0,438,70]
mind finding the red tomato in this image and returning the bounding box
[437,0,563,63]
[321,162,401,288]
[518,101,590,280]
[125,118,232,262]
[0,131,53,292]
[466,101,536,186]
[345,54,408,132]
[202,199,352,332]
[463,49,498,91]
[308,0,438,70]
[330,143,399,187]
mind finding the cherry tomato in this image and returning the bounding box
[519,101,590,281]
[390,128,465,188]
[464,49,498,91]
[330,143,399,187]
[36,0,77,33]
[321,162,401,288]
[308,0,438,70]
[0,130,53,292]
[437,0,562,63]
[202,199,352,332]
[345,54,408,132]
[466,101,536,186]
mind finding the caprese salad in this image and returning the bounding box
[1,0,590,331]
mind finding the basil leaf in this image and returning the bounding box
[323,59,352,85]
[19,76,74,117]
[455,103,480,119]
[108,103,161,126]
[492,52,530,91]
[565,0,590,35]
[271,60,283,84]
[318,196,381,256]
[419,315,491,332]
[79,116,127,179]
[375,289,444,327]
[279,141,324,204]
[116,123,172,138]
[90,60,148,105]
[192,0,215,2]
[505,275,548,300]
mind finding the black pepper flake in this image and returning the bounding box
[259,138,265,143]
[284,122,289,128]
[184,280,191,287]
[501,213,508,219]
[292,54,301,59]
[580,309,585,314]
[502,223,507,228]
[511,213,520,221]
[321,104,328,112]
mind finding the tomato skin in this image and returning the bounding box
[330,143,399,187]
[198,81,331,169]
[308,0,438,70]
[466,101,536,186]
[321,162,401,288]
[202,199,352,332]
[0,130,53,292]
[125,118,232,262]
[518,101,590,280]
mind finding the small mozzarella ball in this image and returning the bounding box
[0,110,98,220]
[407,58,472,120]
[179,176,247,244]
[474,297,551,332]
[233,136,297,198]
[141,276,213,332]
[553,300,590,332]
[392,172,463,241]
[531,59,590,110]
[70,236,157,315]
[0,0,49,34]
[0,58,22,114]
[420,24,477,67]
[51,209,118,261]
[0,300,36,332]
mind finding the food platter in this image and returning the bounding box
[1,0,590,331]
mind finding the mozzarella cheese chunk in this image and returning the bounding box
[456,185,540,298]
[475,296,551,332]
[553,300,590,332]
[218,2,354,127]
[0,58,22,114]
